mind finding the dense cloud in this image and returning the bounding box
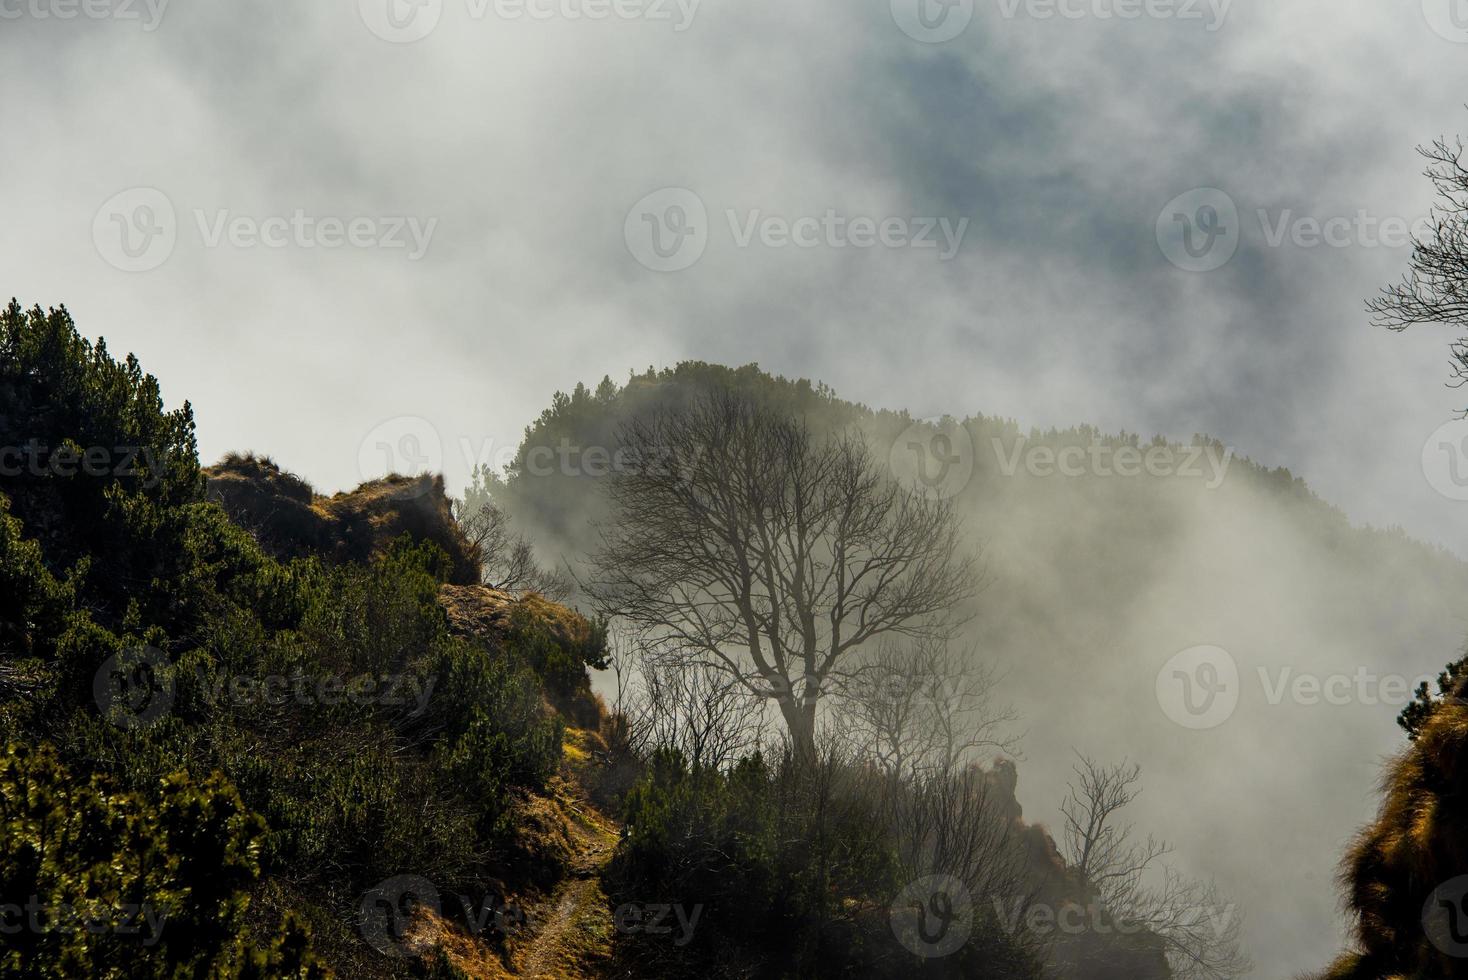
[7,2,1468,973]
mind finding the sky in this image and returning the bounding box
[5,1,1468,973]
[5,0,1468,558]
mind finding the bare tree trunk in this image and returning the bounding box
[778,696,818,760]
[588,388,977,759]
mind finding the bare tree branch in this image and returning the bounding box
[586,389,977,758]
[1368,130,1468,398]
[835,637,1019,779]
[456,465,572,599]
[1061,755,1249,980]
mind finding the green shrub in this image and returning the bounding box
[0,302,585,976]
[0,741,326,979]
[610,747,905,977]
[0,302,205,632]
[609,747,1049,979]
[424,638,564,838]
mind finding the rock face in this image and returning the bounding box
[438,582,606,730]
[985,759,1174,980]
[1315,682,1468,979]
[205,454,606,725]
[204,453,481,585]
[439,584,598,653]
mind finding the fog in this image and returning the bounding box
[949,431,1468,976]
[7,1,1468,975]
[491,400,1468,976]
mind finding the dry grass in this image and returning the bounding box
[438,585,596,652]
[204,457,481,584]
[1313,697,1468,978]
[507,748,620,980]
[395,736,621,980]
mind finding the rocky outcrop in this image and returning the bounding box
[438,582,606,730]
[204,453,481,584]
[985,760,1173,980]
[438,584,598,653]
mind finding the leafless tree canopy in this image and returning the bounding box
[837,637,1018,779]
[456,466,572,598]
[1368,135,1468,388]
[893,762,1034,907]
[1062,757,1169,905]
[587,389,977,756]
[1062,756,1250,980]
[610,636,768,772]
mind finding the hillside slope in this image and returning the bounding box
[1311,672,1468,978]
[206,452,482,585]
[0,301,615,979]
[486,362,1468,976]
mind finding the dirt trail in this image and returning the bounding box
[407,728,621,980]
[515,876,605,979]
[509,733,621,979]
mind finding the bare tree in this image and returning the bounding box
[893,763,1032,895]
[837,637,1017,779]
[1061,757,1170,905]
[1369,132,1468,390]
[1061,756,1250,980]
[456,465,571,598]
[587,389,976,759]
[614,636,767,771]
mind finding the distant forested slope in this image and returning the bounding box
[486,362,1468,977]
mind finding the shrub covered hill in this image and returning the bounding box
[0,300,612,979]
[487,363,1468,975]
[0,302,1195,979]
[11,300,1467,978]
